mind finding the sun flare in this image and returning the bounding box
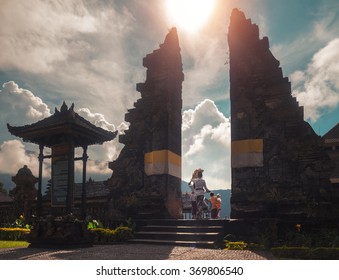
[165,0,216,33]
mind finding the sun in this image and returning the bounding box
[165,0,216,33]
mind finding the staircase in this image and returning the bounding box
[129,219,227,248]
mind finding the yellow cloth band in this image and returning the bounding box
[144,150,181,178]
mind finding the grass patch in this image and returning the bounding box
[0,240,29,249]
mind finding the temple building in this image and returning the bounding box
[0,192,13,224]
[228,9,337,221]
[322,123,339,186]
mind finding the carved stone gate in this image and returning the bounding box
[106,28,184,220]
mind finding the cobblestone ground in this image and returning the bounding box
[0,244,274,260]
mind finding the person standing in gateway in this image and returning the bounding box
[190,169,210,219]
[188,174,198,219]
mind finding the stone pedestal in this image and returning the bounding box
[27,215,93,247]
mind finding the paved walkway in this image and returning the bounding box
[0,244,274,260]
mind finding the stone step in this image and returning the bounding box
[141,225,224,233]
[134,231,222,241]
[128,238,216,248]
[136,219,229,227]
[130,219,227,248]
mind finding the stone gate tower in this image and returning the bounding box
[107,28,184,219]
[228,9,334,220]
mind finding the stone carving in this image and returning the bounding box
[107,28,184,219]
[11,165,38,219]
[228,9,335,220]
[27,214,92,247]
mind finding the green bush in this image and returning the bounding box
[271,246,310,259]
[90,226,133,243]
[87,219,103,229]
[310,248,339,260]
[281,229,339,248]
[247,242,265,250]
[224,240,247,250]
[0,228,30,241]
[271,246,339,260]
[114,226,134,241]
[90,228,112,243]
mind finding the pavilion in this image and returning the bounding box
[7,102,117,218]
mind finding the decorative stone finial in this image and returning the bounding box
[60,101,68,112]
[16,165,34,177]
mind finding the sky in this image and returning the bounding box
[0,0,338,191]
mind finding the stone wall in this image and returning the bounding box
[228,9,335,220]
[107,28,184,220]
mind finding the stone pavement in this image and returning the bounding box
[0,244,274,260]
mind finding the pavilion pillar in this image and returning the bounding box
[37,144,44,217]
[81,146,88,219]
[66,139,75,214]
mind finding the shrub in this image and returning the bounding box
[309,248,339,260]
[87,219,103,229]
[224,240,247,250]
[271,246,310,259]
[90,226,133,243]
[0,228,30,241]
[247,242,265,250]
[114,226,134,241]
[279,228,339,248]
[271,247,339,260]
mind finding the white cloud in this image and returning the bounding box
[12,1,142,126]
[313,5,339,42]
[76,106,127,162]
[0,0,97,73]
[291,38,339,122]
[0,81,52,176]
[0,140,50,177]
[0,1,143,130]
[271,4,339,75]
[181,32,228,106]
[183,99,226,132]
[77,108,116,132]
[0,81,51,130]
[74,158,112,178]
[182,99,231,189]
[74,106,129,179]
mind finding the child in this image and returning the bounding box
[215,194,222,219]
[209,192,218,219]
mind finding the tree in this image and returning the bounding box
[0,181,8,195]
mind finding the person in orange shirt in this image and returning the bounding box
[209,192,218,219]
